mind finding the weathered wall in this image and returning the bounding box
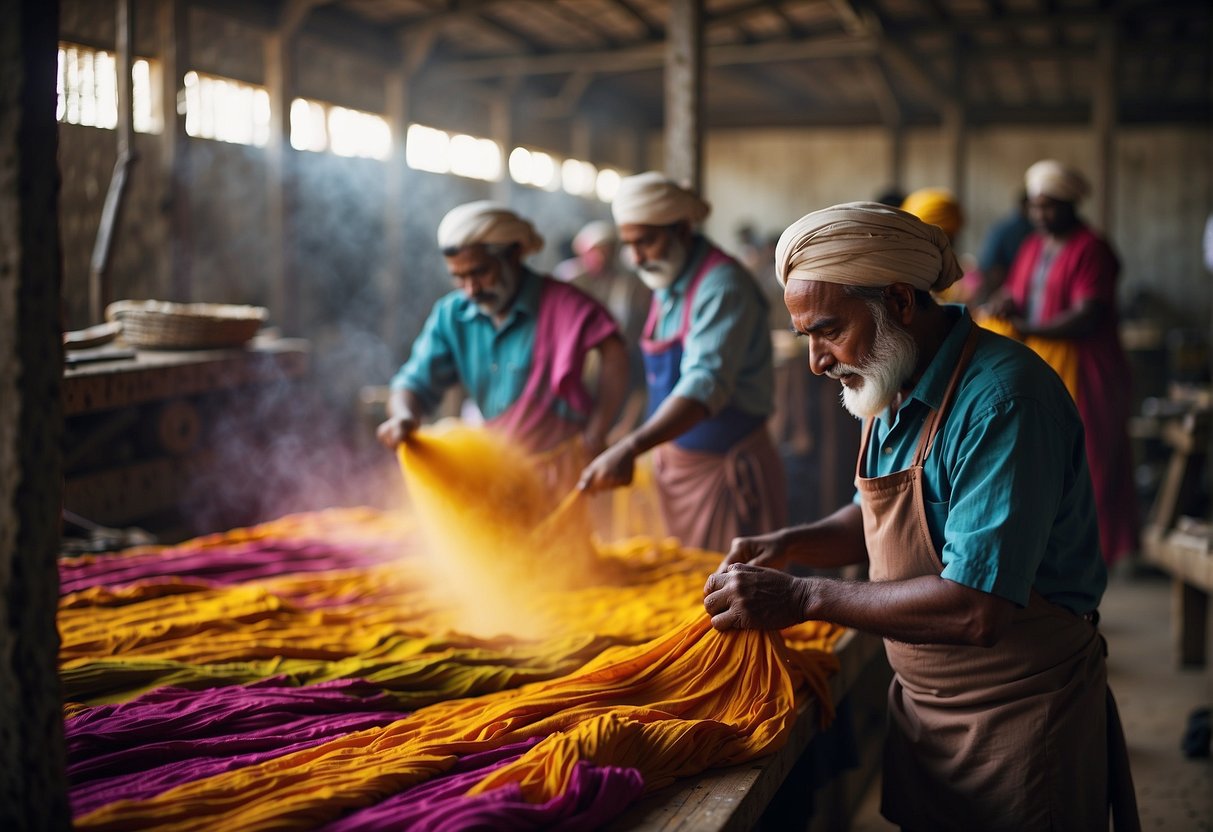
[704,124,1213,329]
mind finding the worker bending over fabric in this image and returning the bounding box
[704,202,1138,831]
[378,201,628,490]
[578,172,786,553]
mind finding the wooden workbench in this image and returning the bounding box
[610,629,886,832]
[62,338,310,531]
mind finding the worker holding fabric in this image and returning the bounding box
[577,172,786,553]
[378,201,629,489]
[984,160,1139,567]
[703,202,1139,831]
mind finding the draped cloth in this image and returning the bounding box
[436,201,544,255]
[775,201,963,293]
[651,427,787,554]
[611,171,711,227]
[1003,226,1139,565]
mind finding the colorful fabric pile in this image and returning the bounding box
[60,426,843,830]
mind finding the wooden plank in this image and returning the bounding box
[611,629,884,831]
[64,452,215,527]
[159,0,192,303]
[62,340,310,416]
[1176,580,1208,667]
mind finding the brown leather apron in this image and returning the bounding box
[856,328,1139,831]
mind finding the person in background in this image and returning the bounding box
[578,172,786,552]
[976,190,1033,304]
[705,201,1138,832]
[378,201,629,490]
[874,186,906,208]
[985,159,1138,567]
[900,187,980,305]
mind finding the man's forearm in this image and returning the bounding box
[621,395,709,456]
[584,336,629,444]
[388,388,427,421]
[779,503,869,568]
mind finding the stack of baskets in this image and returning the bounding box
[105,300,268,350]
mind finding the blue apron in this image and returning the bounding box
[640,247,764,453]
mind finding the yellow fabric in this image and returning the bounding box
[66,425,844,830]
[976,314,1080,401]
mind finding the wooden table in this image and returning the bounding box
[611,629,886,831]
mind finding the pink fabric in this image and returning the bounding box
[1006,226,1139,564]
[490,278,619,450]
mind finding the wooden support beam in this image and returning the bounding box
[489,92,514,203]
[88,0,137,323]
[426,35,875,81]
[158,0,191,303]
[264,31,293,335]
[1092,17,1118,236]
[381,67,408,350]
[665,0,704,192]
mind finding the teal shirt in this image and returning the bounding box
[855,307,1107,614]
[391,268,575,421]
[650,236,774,416]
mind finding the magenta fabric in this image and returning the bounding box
[320,738,644,832]
[66,679,406,816]
[59,537,402,595]
[489,277,620,447]
[1006,225,1139,564]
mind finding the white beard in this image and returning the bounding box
[830,302,918,420]
[634,238,687,291]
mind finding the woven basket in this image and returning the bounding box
[106,300,268,350]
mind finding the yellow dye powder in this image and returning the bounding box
[396,424,601,639]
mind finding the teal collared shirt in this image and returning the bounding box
[649,236,774,416]
[391,268,574,421]
[855,307,1107,614]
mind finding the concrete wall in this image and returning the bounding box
[703,124,1213,328]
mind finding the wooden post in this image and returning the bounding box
[946,35,967,208]
[490,93,513,203]
[0,0,70,825]
[88,0,137,323]
[158,0,191,302]
[664,0,703,191]
[1093,18,1117,236]
[264,30,294,334]
[381,67,408,349]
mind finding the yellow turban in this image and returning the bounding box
[611,171,710,227]
[436,201,544,256]
[775,201,963,293]
[901,188,963,238]
[1025,160,1089,204]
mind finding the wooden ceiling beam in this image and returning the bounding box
[611,0,663,39]
[425,34,876,80]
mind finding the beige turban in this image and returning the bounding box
[1025,160,1089,204]
[775,201,963,293]
[611,171,711,227]
[436,201,544,256]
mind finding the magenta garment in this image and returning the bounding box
[320,738,644,832]
[59,536,402,595]
[489,277,620,452]
[66,679,406,816]
[1006,226,1140,564]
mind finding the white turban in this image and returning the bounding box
[775,201,963,293]
[1025,160,1089,204]
[611,171,710,227]
[436,201,544,256]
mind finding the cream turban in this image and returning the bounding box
[901,188,963,238]
[436,201,544,256]
[775,201,963,293]
[611,171,711,227]
[1025,160,1089,204]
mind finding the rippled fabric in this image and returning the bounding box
[61,426,842,831]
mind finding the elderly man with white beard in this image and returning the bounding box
[577,172,786,553]
[378,201,628,491]
[703,202,1139,832]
